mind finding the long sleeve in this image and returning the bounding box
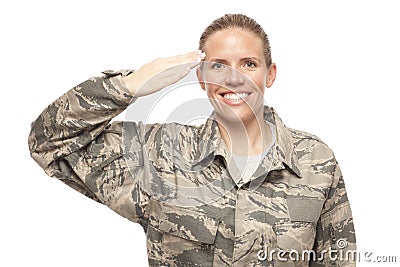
[28,71,149,225]
[29,71,133,172]
[311,162,357,266]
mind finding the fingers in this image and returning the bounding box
[166,50,206,69]
[157,50,206,82]
[184,50,207,70]
[128,51,207,97]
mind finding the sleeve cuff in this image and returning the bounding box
[102,69,137,105]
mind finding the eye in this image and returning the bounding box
[244,61,257,68]
[210,62,225,70]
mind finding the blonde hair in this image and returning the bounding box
[199,14,272,67]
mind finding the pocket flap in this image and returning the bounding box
[287,197,324,223]
[158,204,219,244]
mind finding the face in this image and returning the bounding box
[197,29,276,124]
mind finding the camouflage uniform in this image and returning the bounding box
[28,70,356,266]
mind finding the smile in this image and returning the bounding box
[222,92,249,102]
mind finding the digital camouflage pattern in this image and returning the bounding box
[29,70,356,266]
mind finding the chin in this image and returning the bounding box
[215,107,257,125]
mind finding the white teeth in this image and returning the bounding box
[223,93,249,101]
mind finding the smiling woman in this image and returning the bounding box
[28,14,356,267]
[197,27,276,158]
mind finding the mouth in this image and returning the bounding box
[218,92,251,105]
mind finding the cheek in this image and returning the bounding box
[248,72,267,91]
[205,83,220,97]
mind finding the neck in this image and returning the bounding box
[216,112,272,156]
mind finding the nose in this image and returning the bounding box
[224,67,244,87]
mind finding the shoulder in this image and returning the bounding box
[115,121,203,150]
[144,122,202,142]
[103,120,203,141]
[288,127,336,162]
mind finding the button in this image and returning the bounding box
[330,226,336,241]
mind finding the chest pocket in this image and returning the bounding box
[147,201,219,267]
[274,197,324,265]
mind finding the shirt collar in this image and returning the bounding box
[198,106,302,178]
[269,107,302,177]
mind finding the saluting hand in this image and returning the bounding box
[122,51,206,97]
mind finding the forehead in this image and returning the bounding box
[203,29,264,58]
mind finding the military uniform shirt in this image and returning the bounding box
[231,121,276,185]
[28,70,356,266]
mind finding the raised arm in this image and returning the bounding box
[28,51,204,220]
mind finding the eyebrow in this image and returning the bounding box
[208,58,228,63]
[208,57,262,63]
[242,57,262,63]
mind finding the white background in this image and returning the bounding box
[1,0,399,266]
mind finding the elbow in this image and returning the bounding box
[28,120,51,171]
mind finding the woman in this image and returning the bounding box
[29,14,356,266]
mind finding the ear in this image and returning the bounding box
[266,63,277,88]
[196,67,206,91]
